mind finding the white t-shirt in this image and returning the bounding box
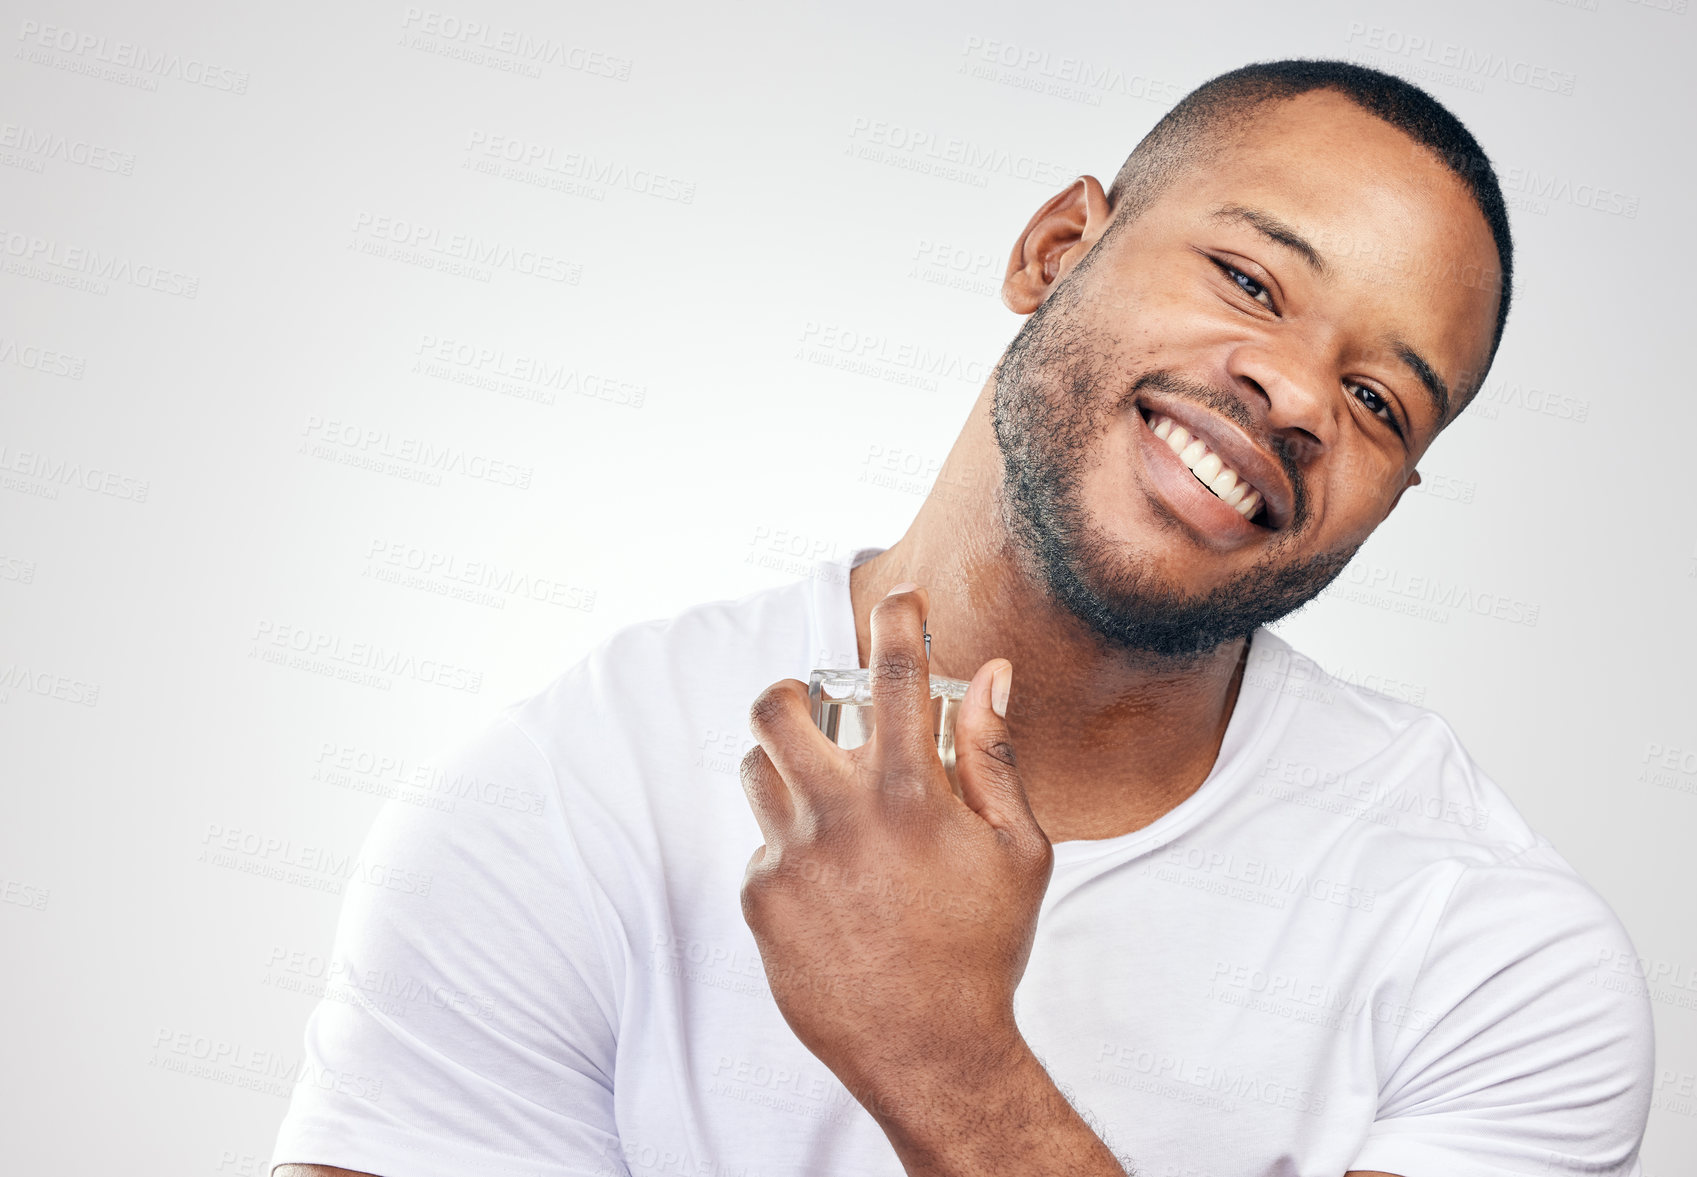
[271,546,1653,1177]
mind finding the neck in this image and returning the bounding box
[848,383,1250,843]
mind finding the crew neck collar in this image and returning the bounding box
[804,545,1297,866]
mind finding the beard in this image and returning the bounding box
[989,280,1361,662]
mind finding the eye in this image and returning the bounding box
[1212,259,1274,310]
[1348,381,1403,436]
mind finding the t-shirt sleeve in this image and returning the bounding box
[1350,857,1654,1177]
[270,715,630,1177]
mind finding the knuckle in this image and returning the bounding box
[801,797,857,845]
[747,686,789,736]
[739,874,768,923]
[1025,832,1056,876]
[738,745,768,786]
[741,848,782,895]
[871,646,927,686]
[982,738,1019,770]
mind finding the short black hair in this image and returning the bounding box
[1105,59,1514,402]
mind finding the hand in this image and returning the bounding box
[738,583,1054,1111]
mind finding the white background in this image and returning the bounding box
[1,0,1692,1173]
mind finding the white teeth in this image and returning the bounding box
[1146,412,1266,523]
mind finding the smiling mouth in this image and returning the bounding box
[1138,407,1272,527]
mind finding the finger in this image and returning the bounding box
[953,659,1041,838]
[739,744,793,843]
[748,678,850,811]
[868,583,939,773]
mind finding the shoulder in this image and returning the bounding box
[443,569,839,880]
[1246,628,1463,763]
[1363,848,1654,1173]
[1243,633,1649,1020]
[1245,629,1537,859]
[505,569,829,754]
[1240,636,1659,1169]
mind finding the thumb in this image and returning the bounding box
[953,659,1035,834]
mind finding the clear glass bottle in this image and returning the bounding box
[808,627,971,795]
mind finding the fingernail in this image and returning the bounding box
[990,661,1012,719]
[885,581,919,597]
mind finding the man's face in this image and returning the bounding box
[992,91,1501,659]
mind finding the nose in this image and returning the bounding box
[1223,338,1339,461]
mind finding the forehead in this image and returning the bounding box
[1151,91,1502,408]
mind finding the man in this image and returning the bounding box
[272,60,1653,1177]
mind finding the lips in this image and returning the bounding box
[1135,401,1293,532]
[1146,411,1265,521]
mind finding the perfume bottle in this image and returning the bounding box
[808,624,971,794]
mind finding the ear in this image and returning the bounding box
[1386,468,1422,515]
[1002,175,1113,315]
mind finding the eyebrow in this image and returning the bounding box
[1210,203,1452,429]
[1210,204,1326,274]
[1392,340,1451,426]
